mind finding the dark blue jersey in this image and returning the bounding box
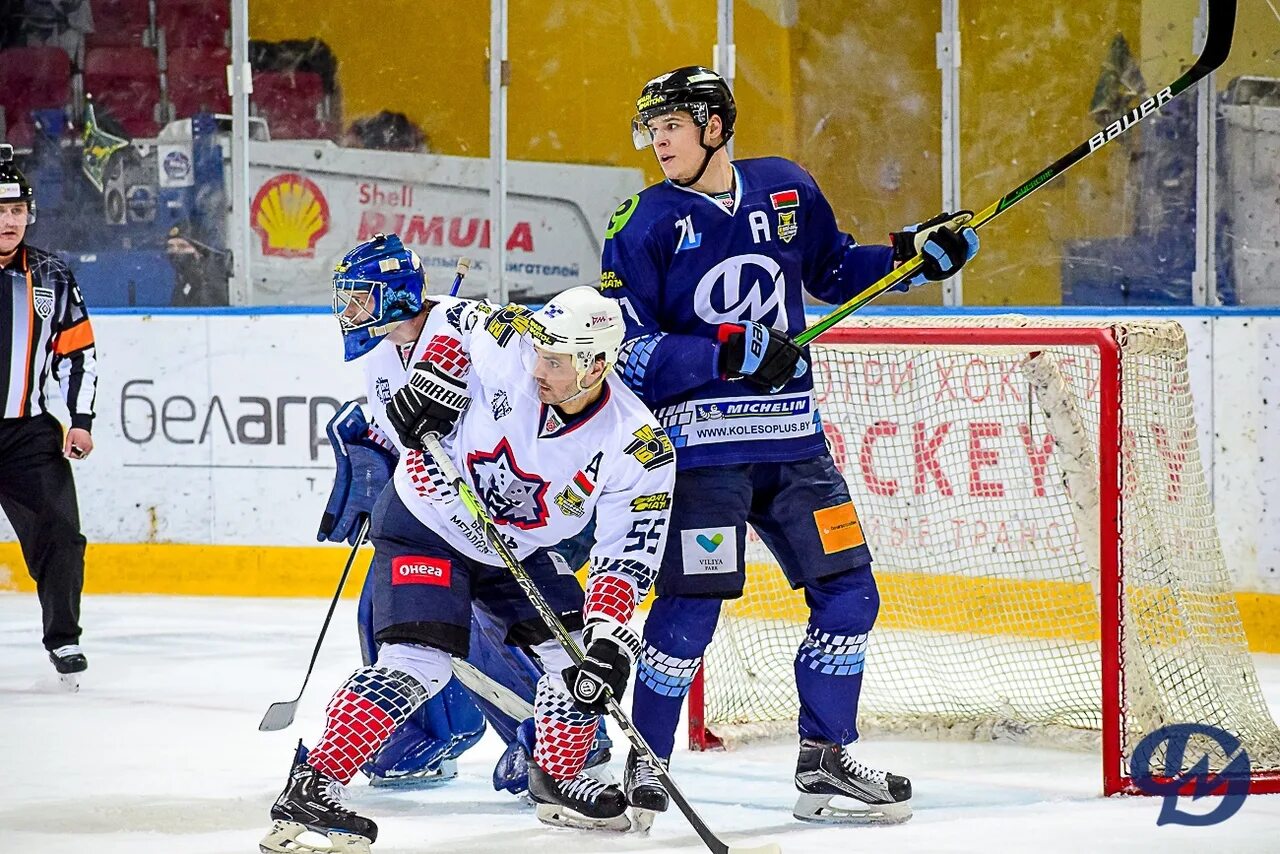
[602,156,894,470]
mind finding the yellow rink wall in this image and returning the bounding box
[3,543,1277,654]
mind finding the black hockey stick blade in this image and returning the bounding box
[258,520,370,732]
[798,0,1237,346]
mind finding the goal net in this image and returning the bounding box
[690,316,1280,795]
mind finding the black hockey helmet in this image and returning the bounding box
[0,144,36,224]
[631,65,736,150]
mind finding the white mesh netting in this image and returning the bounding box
[698,316,1280,783]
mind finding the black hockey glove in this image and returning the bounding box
[385,359,470,451]
[890,210,979,289]
[563,619,641,714]
[718,320,808,393]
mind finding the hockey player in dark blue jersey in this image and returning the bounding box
[603,66,979,827]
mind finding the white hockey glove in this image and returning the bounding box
[563,619,642,714]
[385,359,470,451]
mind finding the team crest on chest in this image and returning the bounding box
[777,210,798,243]
[553,486,585,518]
[33,286,54,320]
[466,437,549,530]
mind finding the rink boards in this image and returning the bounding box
[0,309,1278,651]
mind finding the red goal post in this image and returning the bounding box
[686,317,1280,796]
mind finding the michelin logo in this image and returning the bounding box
[695,398,810,421]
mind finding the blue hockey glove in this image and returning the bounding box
[717,321,808,393]
[890,210,979,290]
[318,401,396,545]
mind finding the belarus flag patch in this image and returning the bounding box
[770,189,799,210]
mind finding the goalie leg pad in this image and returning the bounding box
[631,594,721,760]
[467,606,540,744]
[362,676,485,787]
[307,646,445,784]
[795,567,879,745]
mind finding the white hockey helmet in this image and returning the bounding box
[528,286,626,378]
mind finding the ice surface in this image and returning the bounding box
[2,593,1277,853]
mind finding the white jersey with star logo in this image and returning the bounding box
[390,300,676,605]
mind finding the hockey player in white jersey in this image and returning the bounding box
[261,255,675,852]
[312,234,599,794]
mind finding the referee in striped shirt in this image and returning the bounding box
[0,146,97,686]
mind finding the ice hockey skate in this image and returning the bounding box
[527,760,630,831]
[793,738,912,824]
[48,644,87,691]
[261,743,378,854]
[623,748,668,831]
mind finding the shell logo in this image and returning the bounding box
[250,173,331,258]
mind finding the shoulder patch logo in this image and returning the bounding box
[623,424,675,471]
[32,286,55,320]
[605,195,640,239]
[484,303,535,346]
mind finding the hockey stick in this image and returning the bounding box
[259,518,371,732]
[796,0,1237,346]
[451,658,534,720]
[423,435,781,854]
[448,256,472,297]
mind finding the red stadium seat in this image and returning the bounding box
[84,46,161,138]
[156,0,229,48]
[0,46,71,146]
[84,0,152,47]
[252,71,331,139]
[168,47,231,117]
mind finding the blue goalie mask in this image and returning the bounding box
[333,233,427,361]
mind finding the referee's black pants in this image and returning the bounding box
[0,414,86,651]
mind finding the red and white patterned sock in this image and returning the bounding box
[532,674,599,780]
[306,666,429,784]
